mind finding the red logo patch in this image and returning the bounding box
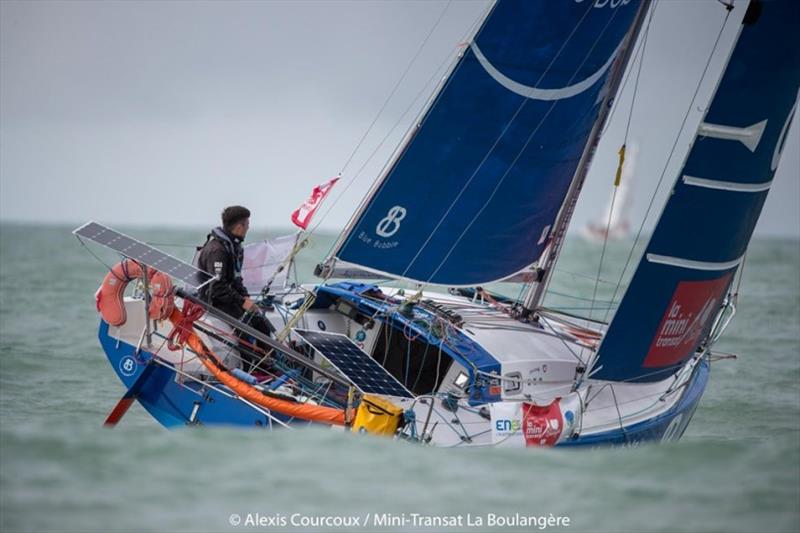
[643,273,732,368]
[522,401,563,447]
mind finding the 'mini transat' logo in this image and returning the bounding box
[644,273,732,368]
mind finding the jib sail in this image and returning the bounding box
[592,0,800,383]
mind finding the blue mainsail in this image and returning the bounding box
[332,0,644,286]
[593,0,800,383]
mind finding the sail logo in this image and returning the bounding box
[376,206,406,238]
[644,273,732,368]
[575,0,633,8]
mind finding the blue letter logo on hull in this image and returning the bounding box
[119,356,137,377]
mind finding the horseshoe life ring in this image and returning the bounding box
[96,258,174,327]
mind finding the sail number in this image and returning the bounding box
[376,206,407,238]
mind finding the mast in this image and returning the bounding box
[522,0,652,311]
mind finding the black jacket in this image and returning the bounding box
[196,227,249,318]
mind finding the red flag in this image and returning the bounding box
[290,176,340,230]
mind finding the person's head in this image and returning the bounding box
[221,205,251,239]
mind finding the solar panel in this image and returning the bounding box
[293,329,414,399]
[73,221,214,289]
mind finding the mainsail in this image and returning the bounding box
[592,0,800,383]
[329,0,647,286]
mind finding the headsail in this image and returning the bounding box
[592,0,800,383]
[329,0,646,286]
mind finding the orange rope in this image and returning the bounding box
[167,308,346,426]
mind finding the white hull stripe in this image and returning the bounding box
[646,253,744,271]
[682,175,773,192]
[470,41,623,101]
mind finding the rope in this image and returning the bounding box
[599,0,658,137]
[584,1,652,338]
[404,337,412,386]
[535,4,656,314]
[537,315,588,366]
[547,289,617,305]
[144,242,196,249]
[553,268,620,286]
[411,341,432,392]
[166,300,205,351]
[619,0,652,144]
[282,3,491,334]
[310,0,463,238]
[316,1,493,254]
[75,235,128,282]
[602,6,734,324]
[610,384,629,441]
[733,250,747,297]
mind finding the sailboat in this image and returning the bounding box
[74,0,799,447]
[581,143,637,242]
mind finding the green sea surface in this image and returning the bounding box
[0,223,798,533]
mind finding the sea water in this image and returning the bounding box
[0,223,797,533]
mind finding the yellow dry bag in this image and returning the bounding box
[352,395,404,436]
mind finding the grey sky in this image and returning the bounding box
[1,0,798,237]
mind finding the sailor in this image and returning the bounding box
[197,205,275,371]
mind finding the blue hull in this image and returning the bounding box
[560,358,710,447]
[99,319,709,444]
[99,321,294,429]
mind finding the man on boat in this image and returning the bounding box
[197,205,275,371]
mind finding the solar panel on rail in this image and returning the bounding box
[293,329,414,399]
[73,221,214,290]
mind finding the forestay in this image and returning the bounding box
[332,0,643,286]
[593,0,800,383]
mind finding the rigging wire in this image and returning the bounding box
[309,0,483,241]
[144,242,196,249]
[337,1,453,179]
[272,3,495,339]
[583,0,655,343]
[598,0,659,138]
[733,251,747,296]
[555,267,620,286]
[601,6,735,324]
[548,289,618,305]
[536,5,656,316]
[313,1,494,250]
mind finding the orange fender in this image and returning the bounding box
[169,308,346,426]
[97,259,174,326]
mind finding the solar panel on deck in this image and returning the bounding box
[294,329,414,399]
[73,221,214,289]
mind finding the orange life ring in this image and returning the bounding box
[97,259,174,326]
